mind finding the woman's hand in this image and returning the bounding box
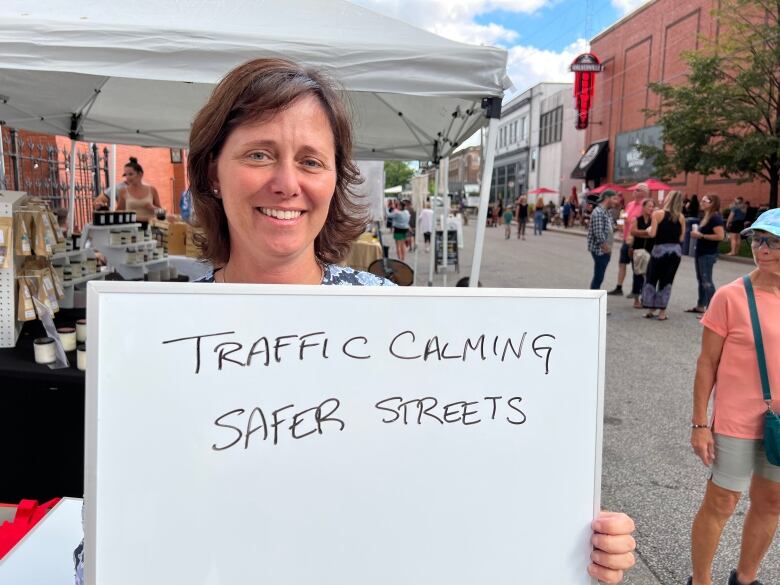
[691,230,701,239]
[691,427,715,466]
[589,511,636,584]
[145,202,156,212]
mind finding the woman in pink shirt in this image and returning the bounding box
[688,208,780,585]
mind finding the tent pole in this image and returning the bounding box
[67,140,77,237]
[0,125,6,190]
[412,197,419,286]
[470,117,499,287]
[109,144,117,210]
[428,164,439,286]
[441,157,449,287]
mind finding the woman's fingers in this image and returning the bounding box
[588,563,625,585]
[592,532,637,555]
[593,511,635,536]
[591,548,636,571]
[590,511,636,582]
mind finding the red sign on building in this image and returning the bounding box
[571,53,603,130]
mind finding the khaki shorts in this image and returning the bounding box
[711,434,780,492]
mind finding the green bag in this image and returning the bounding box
[743,275,780,467]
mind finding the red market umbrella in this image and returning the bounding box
[527,187,557,195]
[588,183,631,194]
[627,178,672,191]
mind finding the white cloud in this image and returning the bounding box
[611,0,649,16]
[352,0,549,46]
[505,38,589,95]
[353,1,588,95]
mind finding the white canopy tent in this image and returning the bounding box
[0,0,507,285]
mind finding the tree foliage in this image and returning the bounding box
[383,160,414,190]
[642,0,780,207]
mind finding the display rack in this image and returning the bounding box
[0,191,28,347]
[85,224,168,280]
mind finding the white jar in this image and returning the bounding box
[76,318,87,343]
[34,337,57,364]
[77,343,87,371]
[57,326,77,351]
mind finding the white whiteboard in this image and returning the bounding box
[85,283,606,585]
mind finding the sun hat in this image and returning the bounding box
[741,208,780,237]
[597,189,617,203]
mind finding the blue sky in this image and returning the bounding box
[353,0,648,95]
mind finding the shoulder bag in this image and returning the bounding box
[743,275,780,466]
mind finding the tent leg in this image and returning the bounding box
[441,157,449,287]
[67,140,77,237]
[412,204,419,286]
[428,164,439,286]
[0,125,6,191]
[109,144,117,210]
[470,117,499,287]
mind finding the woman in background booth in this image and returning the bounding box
[73,57,637,585]
[116,157,162,225]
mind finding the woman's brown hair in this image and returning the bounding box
[700,194,721,227]
[188,58,366,267]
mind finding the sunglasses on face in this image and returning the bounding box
[749,235,780,250]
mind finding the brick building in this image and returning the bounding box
[447,145,481,196]
[578,0,770,206]
[1,127,187,216]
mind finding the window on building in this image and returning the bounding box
[520,117,527,142]
[506,164,516,201]
[540,106,563,147]
[496,165,506,203]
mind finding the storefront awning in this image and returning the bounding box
[571,140,609,180]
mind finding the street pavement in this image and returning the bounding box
[390,220,778,585]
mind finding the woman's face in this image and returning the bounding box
[643,200,655,215]
[700,196,711,211]
[213,95,337,266]
[751,230,780,275]
[123,166,142,186]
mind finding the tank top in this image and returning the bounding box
[517,204,528,219]
[633,215,654,251]
[655,211,681,245]
[124,186,155,221]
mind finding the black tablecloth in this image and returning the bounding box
[0,309,86,503]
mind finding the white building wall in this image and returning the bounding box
[535,86,584,205]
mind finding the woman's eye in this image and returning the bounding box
[302,158,323,169]
[248,152,269,161]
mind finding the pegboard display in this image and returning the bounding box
[0,191,28,347]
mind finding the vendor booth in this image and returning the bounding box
[0,0,508,505]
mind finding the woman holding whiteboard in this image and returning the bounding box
[75,58,637,585]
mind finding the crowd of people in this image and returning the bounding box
[577,183,772,324]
